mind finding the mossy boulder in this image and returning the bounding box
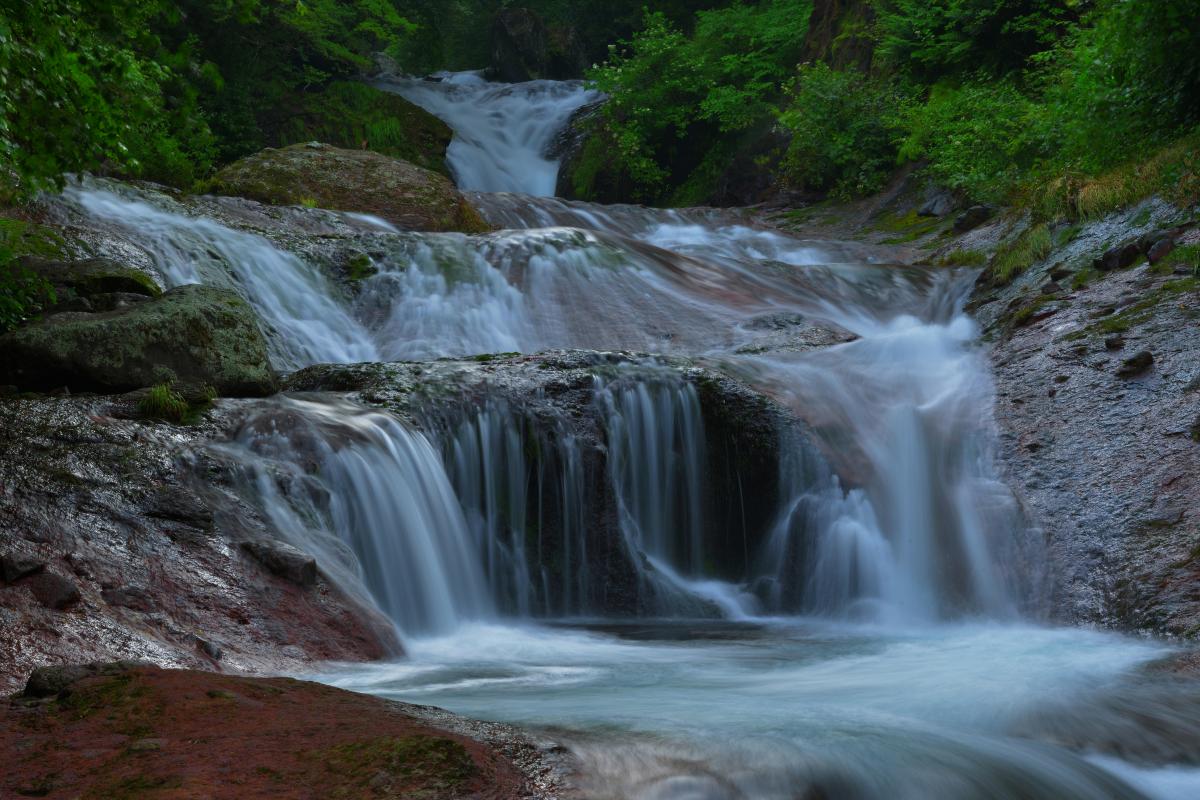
[0,284,277,396]
[209,142,490,233]
[271,81,453,175]
[20,256,160,299]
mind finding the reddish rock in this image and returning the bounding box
[1,664,531,799]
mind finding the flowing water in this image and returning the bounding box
[52,73,1200,798]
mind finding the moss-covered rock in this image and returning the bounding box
[209,142,490,233]
[0,284,277,396]
[20,255,160,299]
[271,82,453,176]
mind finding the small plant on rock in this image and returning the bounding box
[137,383,190,423]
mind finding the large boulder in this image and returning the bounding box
[209,143,489,233]
[0,284,277,396]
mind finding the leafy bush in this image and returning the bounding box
[0,260,55,334]
[778,64,902,200]
[898,80,1046,204]
[872,0,1077,80]
[588,2,813,201]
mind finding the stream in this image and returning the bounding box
[56,70,1200,798]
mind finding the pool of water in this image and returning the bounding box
[319,620,1200,799]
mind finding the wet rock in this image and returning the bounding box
[953,205,992,233]
[1094,240,1143,272]
[210,142,489,233]
[491,7,587,82]
[0,284,278,396]
[918,186,956,218]
[89,291,154,312]
[1117,350,1154,378]
[242,540,318,587]
[101,585,155,612]
[194,636,223,661]
[20,256,160,299]
[26,571,81,610]
[145,485,214,529]
[1147,238,1176,264]
[22,661,148,698]
[0,553,45,584]
[1104,335,1126,351]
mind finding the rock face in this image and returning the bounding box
[972,205,1200,636]
[491,7,587,82]
[288,351,803,616]
[209,142,490,233]
[1,664,547,799]
[0,395,399,694]
[0,284,277,396]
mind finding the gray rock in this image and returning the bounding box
[918,187,956,218]
[0,553,45,584]
[0,284,278,396]
[954,205,992,233]
[1148,238,1176,265]
[242,540,318,587]
[27,571,81,610]
[21,256,161,299]
[1117,350,1154,378]
[102,585,156,612]
[22,661,147,698]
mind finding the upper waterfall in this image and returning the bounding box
[375,71,601,196]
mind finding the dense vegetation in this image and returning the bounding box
[584,0,1200,208]
[2,0,1199,328]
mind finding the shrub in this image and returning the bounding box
[778,64,903,200]
[898,80,1046,204]
[0,260,55,335]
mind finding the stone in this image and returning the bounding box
[1116,350,1154,378]
[145,486,215,529]
[21,256,161,299]
[0,553,45,584]
[27,571,81,610]
[210,143,489,233]
[102,585,156,612]
[1094,240,1143,272]
[953,205,992,233]
[1104,335,1126,351]
[195,637,223,661]
[918,187,956,218]
[1148,238,1176,265]
[22,661,146,698]
[242,540,318,587]
[0,284,278,396]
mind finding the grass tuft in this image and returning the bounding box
[991,223,1052,284]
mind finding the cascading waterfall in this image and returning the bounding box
[216,396,492,636]
[59,184,379,369]
[375,71,601,195]
[49,71,1200,799]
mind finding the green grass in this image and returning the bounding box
[935,249,987,266]
[136,382,215,424]
[991,223,1052,284]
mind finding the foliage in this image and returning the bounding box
[587,2,813,201]
[136,382,191,423]
[897,80,1046,204]
[871,0,1078,79]
[991,223,1052,284]
[0,259,55,334]
[778,64,902,200]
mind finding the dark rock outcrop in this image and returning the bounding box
[0,284,278,396]
[491,7,587,82]
[242,540,318,587]
[210,142,490,233]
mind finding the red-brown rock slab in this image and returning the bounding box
[1,664,530,799]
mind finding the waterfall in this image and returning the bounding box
[217,396,492,636]
[376,71,601,196]
[51,74,1029,629]
[60,184,378,370]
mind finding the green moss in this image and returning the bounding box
[1071,268,1098,289]
[991,223,1052,285]
[874,210,945,244]
[137,382,215,424]
[312,735,477,793]
[273,82,452,176]
[935,249,987,266]
[344,253,378,283]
